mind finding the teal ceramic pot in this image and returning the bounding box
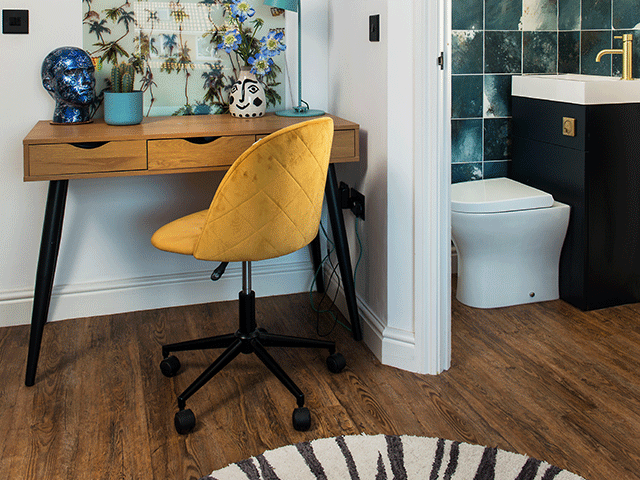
[104,90,143,125]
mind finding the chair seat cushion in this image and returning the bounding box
[151,209,208,255]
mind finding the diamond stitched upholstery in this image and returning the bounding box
[151,117,334,262]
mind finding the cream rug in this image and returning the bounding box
[203,434,585,479]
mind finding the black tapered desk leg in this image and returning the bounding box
[25,180,69,386]
[325,165,362,341]
[309,234,325,293]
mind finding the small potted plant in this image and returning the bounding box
[104,62,143,125]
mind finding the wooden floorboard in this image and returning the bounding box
[2,281,640,479]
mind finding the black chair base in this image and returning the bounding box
[160,288,346,434]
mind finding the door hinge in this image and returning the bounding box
[437,52,444,70]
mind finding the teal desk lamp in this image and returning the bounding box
[264,0,324,117]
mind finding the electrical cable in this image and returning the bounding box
[354,217,363,281]
[309,217,364,336]
[309,221,342,336]
[309,242,342,336]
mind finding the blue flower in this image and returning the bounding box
[231,0,255,22]
[260,30,286,57]
[218,28,241,53]
[248,54,274,76]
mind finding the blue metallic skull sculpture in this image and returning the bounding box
[41,47,96,124]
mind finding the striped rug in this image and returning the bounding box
[203,434,585,480]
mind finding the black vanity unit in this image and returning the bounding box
[511,94,640,310]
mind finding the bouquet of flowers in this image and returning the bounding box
[214,0,286,77]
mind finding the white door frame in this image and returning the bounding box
[386,0,451,374]
[417,0,452,374]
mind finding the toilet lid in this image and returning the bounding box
[451,178,554,213]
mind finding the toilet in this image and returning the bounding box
[451,178,570,309]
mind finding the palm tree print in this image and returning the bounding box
[202,61,229,112]
[83,0,284,116]
[87,19,111,42]
[117,9,136,33]
[162,34,178,57]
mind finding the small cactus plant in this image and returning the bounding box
[110,62,136,93]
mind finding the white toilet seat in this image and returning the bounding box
[452,177,554,213]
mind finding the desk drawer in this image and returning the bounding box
[332,129,357,159]
[28,140,147,177]
[148,135,255,170]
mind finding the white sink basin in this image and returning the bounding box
[512,74,640,105]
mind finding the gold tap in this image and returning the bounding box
[596,33,634,80]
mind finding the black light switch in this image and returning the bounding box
[3,9,29,34]
[369,14,380,42]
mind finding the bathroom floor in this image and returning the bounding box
[450,274,640,480]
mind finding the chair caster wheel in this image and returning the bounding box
[175,409,196,434]
[160,355,181,377]
[292,407,311,431]
[326,352,346,373]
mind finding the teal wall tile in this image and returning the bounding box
[452,0,483,30]
[485,32,522,74]
[484,75,512,117]
[485,0,523,30]
[523,32,558,73]
[582,0,612,29]
[484,118,512,160]
[559,0,581,30]
[452,119,483,163]
[559,31,581,73]
[613,0,640,28]
[452,75,484,119]
[452,163,483,183]
[521,0,558,30]
[452,31,484,74]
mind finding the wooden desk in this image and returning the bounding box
[23,113,362,386]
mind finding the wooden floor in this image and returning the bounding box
[2,282,640,479]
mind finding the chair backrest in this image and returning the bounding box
[193,117,334,262]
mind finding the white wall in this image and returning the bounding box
[0,1,318,327]
[326,0,389,343]
[1,0,82,325]
[283,0,329,111]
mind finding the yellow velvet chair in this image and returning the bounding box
[151,117,346,434]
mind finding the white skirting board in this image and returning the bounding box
[0,261,315,329]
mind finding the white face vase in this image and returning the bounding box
[229,72,266,118]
